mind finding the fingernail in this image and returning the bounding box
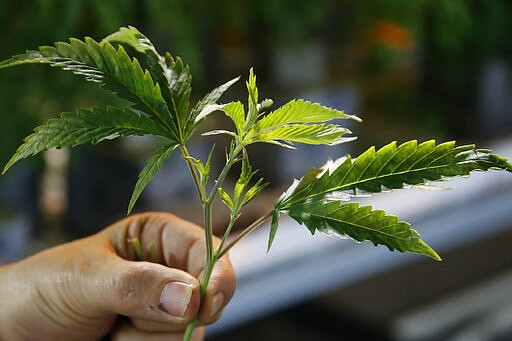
[160,282,194,317]
[210,292,225,317]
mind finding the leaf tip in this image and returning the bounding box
[267,210,280,252]
[127,194,137,215]
[413,239,442,261]
[2,155,18,175]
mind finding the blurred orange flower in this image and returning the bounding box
[373,20,413,51]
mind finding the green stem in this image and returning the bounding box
[202,142,243,262]
[217,211,273,259]
[206,143,243,204]
[183,255,217,340]
[203,200,214,263]
[183,317,196,340]
[182,143,244,341]
[180,145,205,203]
[217,213,237,255]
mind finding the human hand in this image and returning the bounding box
[0,212,236,340]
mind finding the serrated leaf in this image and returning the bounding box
[187,77,240,135]
[0,34,178,140]
[279,140,512,207]
[254,99,360,132]
[164,52,192,135]
[244,99,359,147]
[245,68,259,129]
[106,26,200,142]
[221,101,246,136]
[185,145,215,191]
[3,107,169,173]
[271,140,512,259]
[233,156,253,202]
[248,123,354,146]
[218,187,234,210]
[202,146,215,189]
[105,26,173,102]
[285,201,441,260]
[242,178,268,206]
[128,143,178,213]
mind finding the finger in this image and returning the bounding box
[130,317,202,333]
[102,213,236,323]
[104,212,206,271]
[111,321,205,341]
[88,256,201,326]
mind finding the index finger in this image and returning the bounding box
[104,212,236,322]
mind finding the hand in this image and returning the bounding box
[0,212,236,340]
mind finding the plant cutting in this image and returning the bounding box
[1,26,511,340]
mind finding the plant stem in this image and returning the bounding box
[206,143,243,203]
[183,255,217,340]
[217,211,273,259]
[180,145,205,202]
[217,213,237,255]
[182,142,243,340]
[203,200,215,264]
[202,142,243,263]
[183,211,271,340]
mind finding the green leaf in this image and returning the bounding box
[254,99,360,132]
[245,99,359,147]
[3,106,169,173]
[248,123,354,147]
[245,68,259,130]
[200,146,215,189]
[107,26,208,142]
[242,178,268,206]
[279,140,512,207]
[267,209,280,252]
[271,140,512,259]
[186,145,215,191]
[286,200,441,260]
[232,154,268,207]
[218,187,234,210]
[187,77,240,135]
[233,156,253,202]
[202,130,238,139]
[0,34,178,139]
[221,101,246,136]
[105,26,173,103]
[128,143,178,214]
[164,52,192,138]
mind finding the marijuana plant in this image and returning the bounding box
[1,27,511,340]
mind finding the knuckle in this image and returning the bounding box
[109,262,153,314]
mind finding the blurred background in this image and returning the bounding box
[1,1,511,340]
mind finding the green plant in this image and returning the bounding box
[1,26,511,340]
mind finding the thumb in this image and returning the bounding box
[89,257,201,324]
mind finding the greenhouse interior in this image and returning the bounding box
[1,1,512,340]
